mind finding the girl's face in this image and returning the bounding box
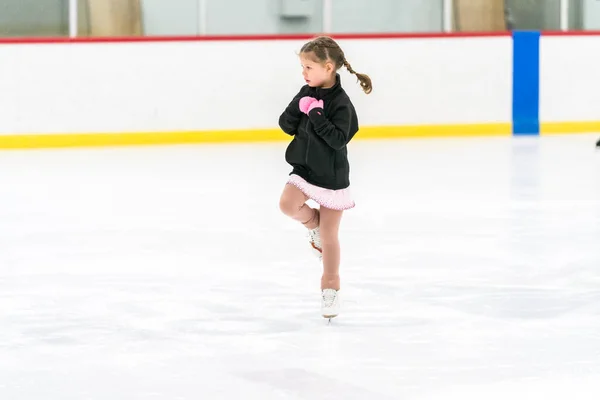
[300,52,335,88]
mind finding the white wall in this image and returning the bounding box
[539,35,600,123]
[0,37,512,135]
[141,0,201,36]
[582,0,600,29]
[139,0,443,36]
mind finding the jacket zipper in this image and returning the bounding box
[305,119,311,171]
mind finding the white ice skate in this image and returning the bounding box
[307,226,322,261]
[321,288,340,319]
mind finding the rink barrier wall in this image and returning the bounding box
[0,32,513,149]
[515,31,600,136]
[0,31,597,149]
[539,32,600,135]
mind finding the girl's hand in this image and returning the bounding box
[307,99,324,114]
[299,96,317,114]
[299,97,324,114]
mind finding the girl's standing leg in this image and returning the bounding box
[319,206,343,318]
[318,206,344,290]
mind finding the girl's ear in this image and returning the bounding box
[325,61,335,73]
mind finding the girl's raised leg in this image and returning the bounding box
[279,183,319,228]
[279,183,322,257]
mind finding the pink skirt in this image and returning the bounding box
[287,174,355,211]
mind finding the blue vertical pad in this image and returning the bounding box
[512,31,540,135]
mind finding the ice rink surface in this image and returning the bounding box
[1,134,600,399]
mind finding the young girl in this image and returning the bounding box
[278,36,372,319]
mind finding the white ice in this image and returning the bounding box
[1,134,600,400]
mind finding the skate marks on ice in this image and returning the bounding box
[237,368,397,400]
[350,279,600,321]
[0,273,319,349]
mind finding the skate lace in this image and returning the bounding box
[322,289,337,307]
[308,228,322,248]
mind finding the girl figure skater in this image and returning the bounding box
[278,36,372,319]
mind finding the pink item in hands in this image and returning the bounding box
[307,99,324,114]
[299,96,316,114]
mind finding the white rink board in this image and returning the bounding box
[539,35,600,123]
[0,37,512,135]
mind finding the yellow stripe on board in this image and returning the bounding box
[541,121,600,134]
[358,123,511,138]
[0,123,511,150]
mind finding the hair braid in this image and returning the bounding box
[344,58,372,95]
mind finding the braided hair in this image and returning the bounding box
[300,36,372,94]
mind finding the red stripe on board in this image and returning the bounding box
[541,30,600,36]
[2,30,600,45]
[0,31,511,45]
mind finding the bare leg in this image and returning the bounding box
[318,206,343,291]
[279,183,320,229]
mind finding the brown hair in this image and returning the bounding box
[300,36,372,95]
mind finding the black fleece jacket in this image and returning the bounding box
[278,74,359,190]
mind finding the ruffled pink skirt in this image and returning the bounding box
[287,174,355,211]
